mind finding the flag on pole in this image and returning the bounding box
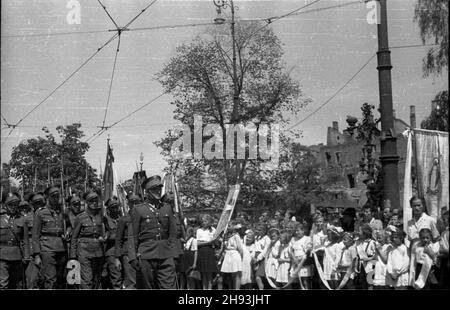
[103,139,115,202]
[403,129,449,228]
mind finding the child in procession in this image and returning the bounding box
[386,228,410,290]
[276,231,292,287]
[220,223,244,290]
[289,223,313,289]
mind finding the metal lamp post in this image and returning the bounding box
[212,0,239,123]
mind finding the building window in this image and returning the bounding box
[347,174,355,188]
[335,152,341,165]
[326,152,331,165]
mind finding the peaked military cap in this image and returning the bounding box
[83,191,98,202]
[44,186,60,197]
[30,192,45,204]
[126,193,141,203]
[141,175,163,190]
[105,197,120,208]
[4,192,21,205]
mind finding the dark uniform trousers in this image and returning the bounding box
[131,202,178,290]
[0,260,23,289]
[104,216,122,289]
[116,214,136,289]
[139,257,176,289]
[70,211,105,289]
[21,211,42,289]
[0,215,30,289]
[32,206,67,289]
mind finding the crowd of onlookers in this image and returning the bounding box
[178,196,449,290]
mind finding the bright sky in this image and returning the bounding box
[1,0,448,182]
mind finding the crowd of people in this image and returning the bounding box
[181,198,448,290]
[0,178,448,290]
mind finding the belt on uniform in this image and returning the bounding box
[140,234,167,242]
[41,232,63,237]
[0,241,20,247]
[79,237,102,242]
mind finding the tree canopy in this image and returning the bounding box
[5,123,100,195]
[421,90,449,132]
[155,19,309,213]
[414,0,449,77]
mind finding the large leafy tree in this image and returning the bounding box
[421,90,449,132]
[414,0,449,77]
[7,123,99,194]
[155,20,309,212]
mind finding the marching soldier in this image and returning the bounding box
[25,192,46,289]
[0,193,30,289]
[129,175,178,289]
[103,197,122,289]
[32,186,68,289]
[69,191,105,289]
[114,193,141,289]
[65,194,84,240]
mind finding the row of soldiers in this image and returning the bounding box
[0,175,182,289]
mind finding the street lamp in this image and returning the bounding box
[212,0,239,123]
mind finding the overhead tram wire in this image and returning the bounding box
[285,43,441,130]
[2,32,120,145]
[101,35,122,129]
[3,29,110,38]
[123,0,159,29]
[98,0,120,29]
[86,0,326,144]
[88,92,167,144]
[265,0,362,21]
[287,52,377,130]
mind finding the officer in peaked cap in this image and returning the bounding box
[129,175,177,289]
[0,192,30,289]
[32,186,68,289]
[69,190,105,289]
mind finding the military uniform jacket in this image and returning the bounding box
[23,211,34,253]
[130,201,177,260]
[104,214,119,257]
[115,214,131,258]
[70,211,105,259]
[32,205,66,255]
[0,214,30,261]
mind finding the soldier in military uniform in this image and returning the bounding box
[25,192,46,289]
[32,186,68,289]
[114,193,141,289]
[65,194,84,240]
[103,197,122,289]
[0,193,30,289]
[69,191,105,289]
[129,176,178,289]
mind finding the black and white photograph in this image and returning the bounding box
[0,0,448,295]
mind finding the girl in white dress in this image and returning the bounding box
[386,229,410,289]
[254,223,271,289]
[276,231,291,286]
[241,230,256,288]
[220,224,244,289]
[322,225,344,289]
[373,229,391,289]
[265,228,281,285]
[289,223,313,289]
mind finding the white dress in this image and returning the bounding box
[290,236,313,277]
[265,240,280,279]
[241,243,256,285]
[276,244,291,284]
[373,244,391,286]
[386,244,410,287]
[323,242,344,281]
[221,234,243,273]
